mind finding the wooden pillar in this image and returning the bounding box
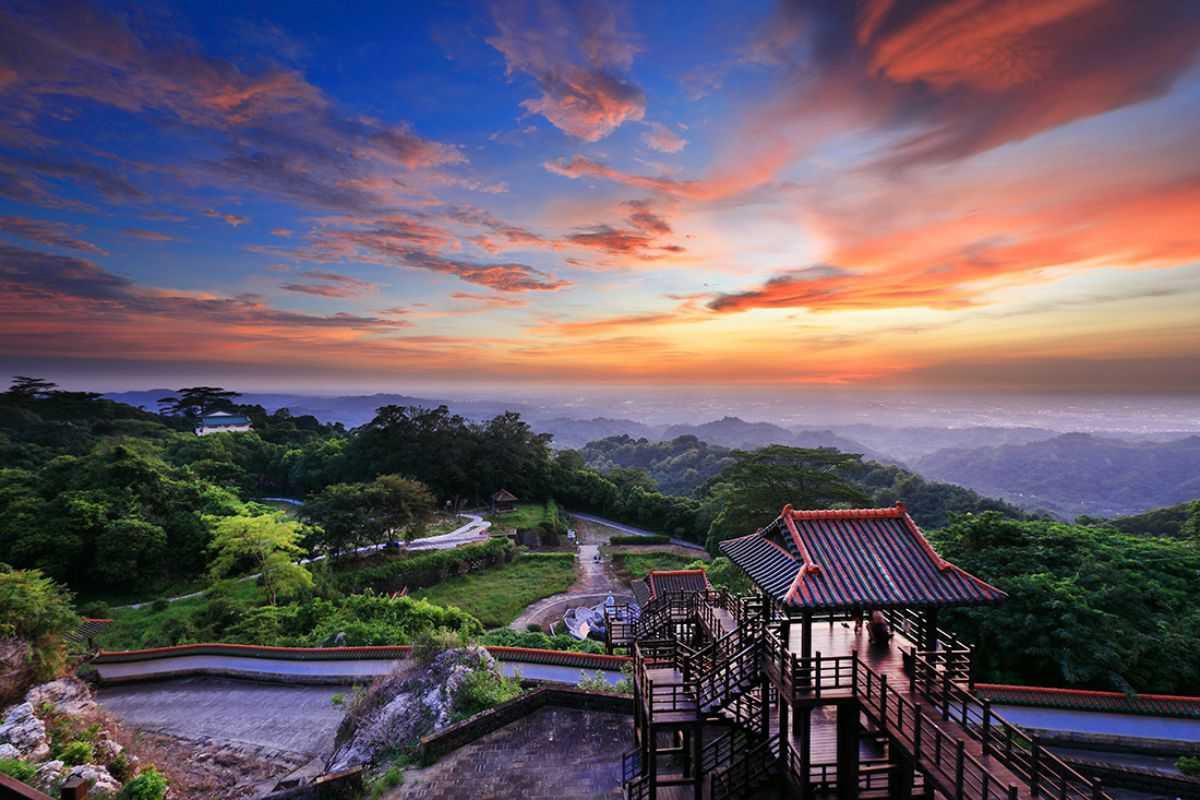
[836,701,860,800]
[648,722,657,800]
[693,722,704,800]
[781,617,792,648]
[760,672,771,737]
[888,738,915,800]
[924,607,940,653]
[800,610,813,689]
[796,706,812,800]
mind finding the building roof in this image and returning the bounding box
[492,488,518,501]
[200,413,251,426]
[648,569,712,599]
[720,503,1005,612]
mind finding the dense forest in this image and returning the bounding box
[2,378,1199,693]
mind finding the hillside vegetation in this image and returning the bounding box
[916,433,1200,519]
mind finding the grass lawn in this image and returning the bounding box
[97,579,264,651]
[489,501,559,531]
[612,551,703,581]
[411,552,576,628]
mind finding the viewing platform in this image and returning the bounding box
[612,504,1111,800]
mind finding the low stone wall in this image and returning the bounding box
[418,686,634,765]
[1031,728,1200,757]
[255,768,364,800]
[1064,757,1200,799]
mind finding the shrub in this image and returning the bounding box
[118,766,169,800]
[1179,755,1200,777]
[452,669,522,720]
[332,538,514,595]
[0,758,37,783]
[107,751,133,783]
[150,599,169,612]
[480,628,605,654]
[609,535,670,546]
[411,627,472,664]
[59,739,95,766]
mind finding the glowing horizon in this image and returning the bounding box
[1,1,1199,393]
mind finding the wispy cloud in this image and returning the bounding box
[0,215,105,254]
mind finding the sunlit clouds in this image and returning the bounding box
[0,0,1198,390]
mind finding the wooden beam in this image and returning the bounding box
[836,701,860,800]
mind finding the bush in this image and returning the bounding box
[150,598,169,612]
[411,627,472,663]
[332,538,514,595]
[479,628,605,654]
[59,739,95,766]
[1179,755,1200,777]
[609,535,670,546]
[0,758,37,783]
[452,669,522,720]
[118,766,169,800]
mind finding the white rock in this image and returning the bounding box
[64,764,122,799]
[26,677,96,717]
[94,736,123,762]
[0,742,19,759]
[0,702,50,760]
[33,760,66,794]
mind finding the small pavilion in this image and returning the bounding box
[630,568,712,608]
[490,488,518,513]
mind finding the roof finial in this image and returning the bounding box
[895,500,906,514]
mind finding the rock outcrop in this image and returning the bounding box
[326,646,500,772]
[0,702,50,761]
[63,764,122,798]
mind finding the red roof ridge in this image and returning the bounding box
[781,506,822,605]
[785,503,907,521]
[647,569,706,576]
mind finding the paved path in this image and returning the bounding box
[569,511,707,551]
[96,677,344,758]
[93,653,627,687]
[121,513,490,609]
[508,518,628,632]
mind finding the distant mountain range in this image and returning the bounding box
[104,390,1200,520]
[915,433,1200,519]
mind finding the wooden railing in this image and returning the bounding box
[710,734,781,800]
[855,657,1015,800]
[700,726,757,773]
[694,638,761,711]
[909,651,1108,800]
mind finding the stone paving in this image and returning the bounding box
[393,707,630,800]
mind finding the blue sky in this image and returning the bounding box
[1,0,1199,392]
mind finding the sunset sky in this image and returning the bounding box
[2,0,1199,392]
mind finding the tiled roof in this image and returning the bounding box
[645,569,711,599]
[630,578,652,607]
[492,488,518,501]
[720,503,1005,611]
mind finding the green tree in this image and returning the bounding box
[703,446,868,552]
[6,376,57,398]
[157,386,241,418]
[303,482,374,555]
[369,474,436,543]
[0,565,77,680]
[94,518,168,586]
[207,514,312,605]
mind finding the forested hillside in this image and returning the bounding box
[916,433,1200,518]
[1102,500,1200,538]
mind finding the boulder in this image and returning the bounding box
[64,764,122,799]
[33,760,66,795]
[326,646,501,772]
[0,702,50,761]
[94,734,123,762]
[26,677,96,717]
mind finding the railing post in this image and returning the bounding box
[942,666,952,720]
[1008,786,1019,800]
[1091,778,1104,800]
[814,651,822,698]
[913,707,923,757]
[968,644,977,691]
[981,700,992,756]
[851,650,859,695]
[1030,736,1042,796]
[955,740,965,799]
[880,673,889,718]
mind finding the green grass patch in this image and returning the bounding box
[411,553,576,628]
[612,551,700,580]
[489,501,563,531]
[97,579,263,650]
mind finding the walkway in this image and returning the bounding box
[569,512,707,552]
[391,707,628,799]
[96,676,343,759]
[92,652,628,687]
[508,516,629,631]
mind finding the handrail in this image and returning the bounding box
[909,650,1108,800]
[711,734,780,800]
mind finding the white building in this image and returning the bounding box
[195,411,254,436]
